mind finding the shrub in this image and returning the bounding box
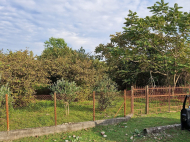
[0,74,14,118]
[48,78,81,103]
[78,87,94,101]
[93,75,120,111]
[0,49,50,107]
[32,83,52,95]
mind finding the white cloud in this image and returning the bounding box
[0,0,189,57]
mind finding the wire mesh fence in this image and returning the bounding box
[132,86,146,115]
[3,85,188,132]
[94,91,130,120]
[0,90,130,132]
[131,86,190,116]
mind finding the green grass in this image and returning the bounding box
[0,95,185,131]
[11,112,190,142]
[133,96,187,115]
[0,96,131,132]
[1,96,189,141]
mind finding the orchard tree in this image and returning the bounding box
[96,0,190,87]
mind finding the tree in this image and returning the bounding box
[0,48,51,107]
[38,37,74,60]
[44,37,67,49]
[74,47,95,62]
[96,0,190,87]
[36,37,110,100]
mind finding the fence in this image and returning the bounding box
[2,85,189,131]
[131,85,190,115]
[1,90,130,132]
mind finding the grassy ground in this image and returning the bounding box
[1,95,189,141]
[0,95,130,131]
[11,112,190,142]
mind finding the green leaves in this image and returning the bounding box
[49,78,81,104]
[93,75,119,110]
[38,37,73,60]
[95,0,190,87]
[0,74,14,118]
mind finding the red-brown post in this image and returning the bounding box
[93,91,95,121]
[6,94,9,131]
[189,85,190,107]
[54,92,57,126]
[131,86,134,114]
[168,85,171,112]
[146,85,149,114]
[124,89,126,117]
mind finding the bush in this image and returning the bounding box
[0,74,14,118]
[32,83,52,95]
[48,78,81,103]
[93,75,120,111]
[76,87,93,101]
[0,49,50,107]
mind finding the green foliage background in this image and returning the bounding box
[1,0,190,107]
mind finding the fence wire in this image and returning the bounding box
[132,86,190,116]
[1,90,130,132]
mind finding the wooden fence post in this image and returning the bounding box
[54,92,57,126]
[6,94,9,131]
[146,85,149,114]
[124,89,126,117]
[168,85,171,112]
[131,86,134,114]
[93,91,95,121]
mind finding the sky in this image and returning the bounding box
[1,0,190,58]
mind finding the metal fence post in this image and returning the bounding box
[93,91,95,121]
[146,85,149,114]
[169,85,171,112]
[124,89,126,117]
[54,92,57,126]
[189,85,190,106]
[131,86,134,114]
[6,94,9,131]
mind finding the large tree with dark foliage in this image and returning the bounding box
[95,0,190,87]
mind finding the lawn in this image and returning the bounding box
[12,112,190,142]
[1,94,189,142]
[0,94,130,132]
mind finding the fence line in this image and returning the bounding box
[2,90,129,132]
[131,85,190,115]
[4,85,188,131]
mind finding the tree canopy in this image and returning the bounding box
[95,0,190,87]
[37,37,74,60]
